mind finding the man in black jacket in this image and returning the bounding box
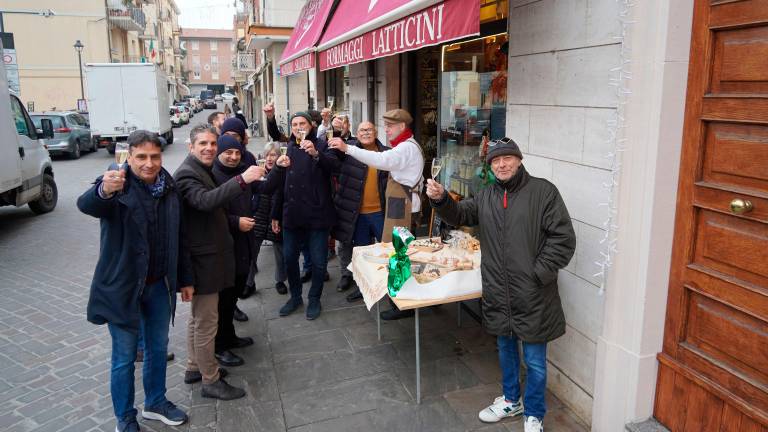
[174,125,264,401]
[275,112,339,320]
[77,131,193,432]
[328,121,389,302]
[426,138,575,432]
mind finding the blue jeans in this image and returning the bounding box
[283,228,329,303]
[497,335,547,419]
[352,211,384,246]
[107,280,173,422]
[301,245,312,272]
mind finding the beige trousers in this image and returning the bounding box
[186,292,221,385]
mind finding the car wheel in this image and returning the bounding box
[28,174,58,214]
[70,141,81,159]
[167,130,174,144]
[90,138,98,152]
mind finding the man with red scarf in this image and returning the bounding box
[329,109,424,320]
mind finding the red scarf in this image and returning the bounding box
[389,128,413,148]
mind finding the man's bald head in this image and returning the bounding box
[357,121,377,146]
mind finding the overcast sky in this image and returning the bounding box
[177,0,236,30]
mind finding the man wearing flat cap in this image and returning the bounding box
[425,137,575,432]
[328,108,425,319]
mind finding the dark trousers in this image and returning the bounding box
[284,228,329,303]
[215,274,245,352]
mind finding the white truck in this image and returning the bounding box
[85,63,174,153]
[0,58,58,214]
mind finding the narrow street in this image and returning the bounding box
[0,110,587,432]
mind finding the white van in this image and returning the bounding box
[0,60,58,214]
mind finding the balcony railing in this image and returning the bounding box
[236,52,256,71]
[108,6,146,32]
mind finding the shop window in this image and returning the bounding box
[439,32,508,199]
[480,0,508,24]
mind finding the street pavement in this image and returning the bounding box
[0,110,588,432]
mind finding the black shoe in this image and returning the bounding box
[215,350,244,367]
[201,378,246,400]
[300,271,312,283]
[346,288,363,303]
[275,281,288,295]
[380,308,415,321]
[306,300,321,320]
[232,336,254,348]
[279,298,303,317]
[184,368,228,384]
[336,275,352,292]
[233,306,248,322]
[240,284,255,299]
[136,351,175,362]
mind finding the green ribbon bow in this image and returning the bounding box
[387,226,415,297]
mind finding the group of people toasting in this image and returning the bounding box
[78,103,427,431]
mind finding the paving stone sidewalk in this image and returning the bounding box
[0,128,589,431]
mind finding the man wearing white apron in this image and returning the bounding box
[329,108,424,320]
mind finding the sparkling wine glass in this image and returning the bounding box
[296,129,306,145]
[431,157,442,179]
[115,142,129,168]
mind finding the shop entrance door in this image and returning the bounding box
[654,1,768,430]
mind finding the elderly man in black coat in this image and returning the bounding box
[426,138,575,432]
[174,125,266,401]
[77,131,194,432]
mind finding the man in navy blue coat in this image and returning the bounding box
[77,131,194,432]
[275,112,338,320]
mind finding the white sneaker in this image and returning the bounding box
[478,396,523,423]
[524,416,544,432]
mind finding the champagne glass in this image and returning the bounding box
[115,142,129,168]
[431,157,442,179]
[326,128,334,142]
[280,144,287,156]
[296,129,306,145]
[257,159,267,180]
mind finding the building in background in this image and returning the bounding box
[180,28,234,97]
[238,0,309,132]
[0,0,182,110]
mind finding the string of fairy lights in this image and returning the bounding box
[594,0,635,295]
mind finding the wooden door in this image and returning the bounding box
[654,1,768,431]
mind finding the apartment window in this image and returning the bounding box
[192,55,201,80]
[191,40,199,51]
[210,40,217,51]
[211,55,219,80]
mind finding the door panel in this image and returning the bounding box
[655,0,768,430]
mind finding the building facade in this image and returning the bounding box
[278,0,768,431]
[180,28,234,97]
[0,0,183,110]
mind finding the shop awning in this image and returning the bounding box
[316,0,479,71]
[277,0,335,77]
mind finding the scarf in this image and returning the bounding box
[389,128,413,148]
[143,171,167,198]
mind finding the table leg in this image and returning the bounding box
[457,302,462,327]
[377,301,381,341]
[415,307,421,404]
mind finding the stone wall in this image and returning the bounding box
[505,0,623,424]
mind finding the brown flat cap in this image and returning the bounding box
[383,109,413,125]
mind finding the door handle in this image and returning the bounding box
[729,198,754,214]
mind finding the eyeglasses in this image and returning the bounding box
[488,137,512,147]
[358,128,374,134]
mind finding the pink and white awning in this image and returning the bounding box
[316,0,479,71]
[277,0,335,76]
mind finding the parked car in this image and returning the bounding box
[30,112,96,159]
[221,92,235,101]
[176,105,189,124]
[169,106,181,127]
[177,103,193,118]
[214,94,223,102]
[0,62,58,215]
[189,97,203,112]
[204,98,217,109]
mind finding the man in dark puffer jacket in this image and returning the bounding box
[328,121,389,302]
[426,138,575,432]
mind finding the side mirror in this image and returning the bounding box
[40,118,55,139]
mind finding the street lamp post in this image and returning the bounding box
[74,40,85,101]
